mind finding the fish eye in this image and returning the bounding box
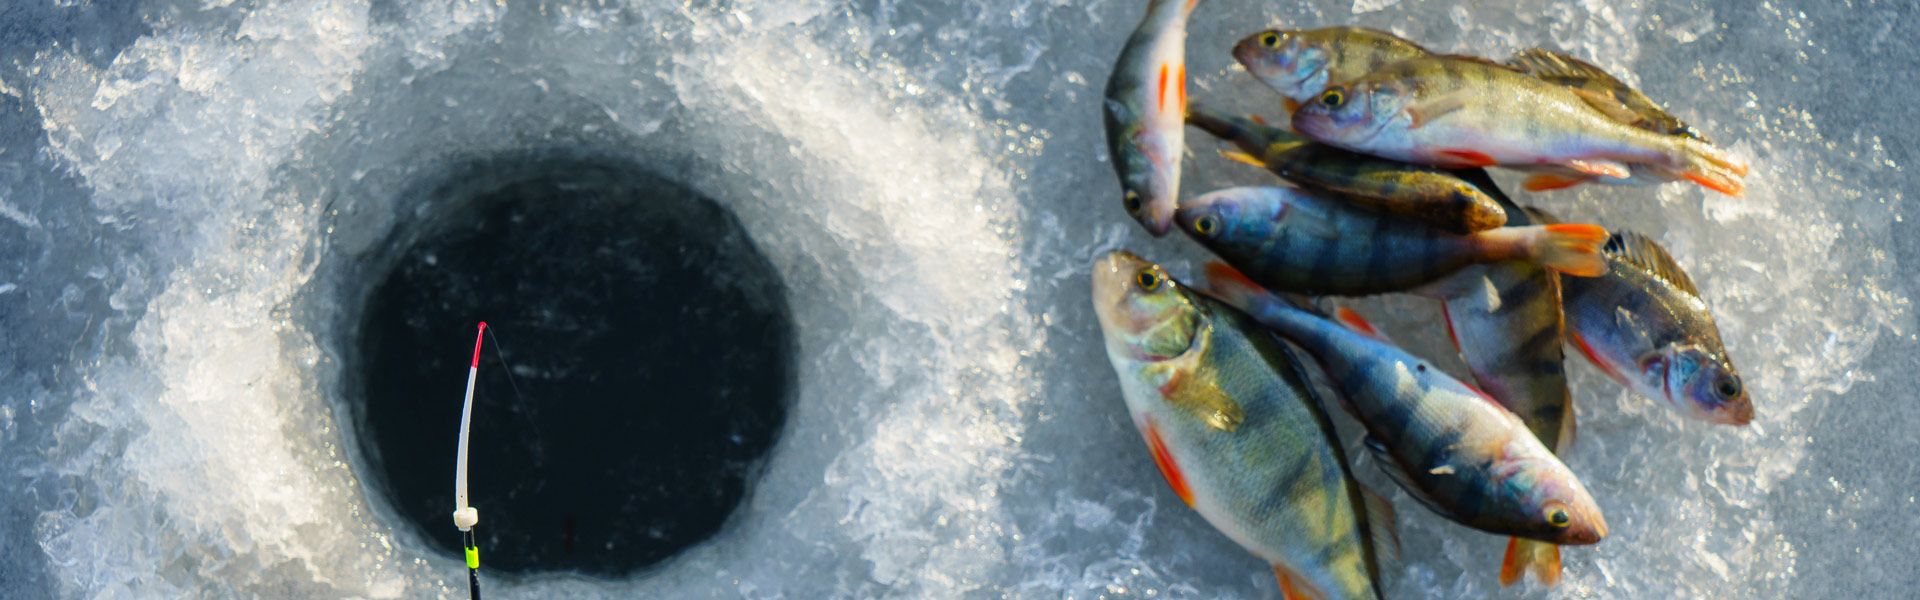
[1123,190,1143,214]
[1194,215,1219,236]
[1259,32,1281,48]
[1320,87,1345,108]
[1546,506,1571,528]
[1715,375,1742,399]
[1135,269,1163,291]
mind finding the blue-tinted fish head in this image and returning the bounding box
[1291,80,1406,149]
[1174,186,1289,248]
[1511,453,1609,545]
[1665,345,1754,426]
[1232,30,1329,105]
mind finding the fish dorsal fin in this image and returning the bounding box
[1361,435,1448,517]
[1604,231,1701,297]
[1344,26,1434,53]
[1566,86,1646,126]
[1436,53,1527,73]
[1505,48,1622,85]
[1158,351,1247,432]
[1358,484,1402,562]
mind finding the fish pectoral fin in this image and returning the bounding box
[1407,91,1472,129]
[1159,367,1246,432]
[1566,86,1646,126]
[1438,149,1499,167]
[1562,158,1631,179]
[1362,435,1448,517]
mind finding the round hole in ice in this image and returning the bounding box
[351,160,794,577]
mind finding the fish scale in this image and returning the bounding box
[1173,186,1608,297]
[1202,263,1607,546]
[1185,107,1508,233]
[1293,55,1748,196]
[1093,251,1390,600]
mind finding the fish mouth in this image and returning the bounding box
[1707,400,1756,426]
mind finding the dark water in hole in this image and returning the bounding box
[354,165,794,576]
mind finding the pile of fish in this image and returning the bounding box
[1093,2,1754,598]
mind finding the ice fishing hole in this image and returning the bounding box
[353,161,795,577]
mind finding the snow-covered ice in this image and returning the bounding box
[1,0,1916,598]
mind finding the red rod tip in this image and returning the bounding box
[470,325,487,368]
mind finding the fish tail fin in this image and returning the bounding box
[1474,224,1609,277]
[1499,538,1563,587]
[1671,139,1748,196]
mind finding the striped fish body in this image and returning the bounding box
[1094,252,1387,600]
[1203,265,1607,546]
[1435,249,1577,586]
[1436,206,1575,453]
[1103,0,1203,236]
[1234,26,1432,111]
[1299,56,1685,167]
[1292,56,1746,196]
[1505,48,1710,144]
[1561,233,1754,425]
[1504,48,1713,190]
[1173,186,1606,297]
[1185,107,1507,233]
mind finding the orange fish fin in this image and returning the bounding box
[1562,158,1631,179]
[1157,64,1171,112]
[1500,538,1563,587]
[1272,564,1325,600]
[1248,113,1269,126]
[1522,173,1592,191]
[1568,331,1621,381]
[1142,418,1195,507]
[1203,261,1268,306]
[1438,149,1498,167]
[1683,170,1745,197]
[1177,64,1187,111]
[1537,224,1609,277]
[1281,98,1300,115]
[1218,149,1267,167]
[1334,306,1391,343]
[1408,91,1471,129]
[1473,224,1608,277]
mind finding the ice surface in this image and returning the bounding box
[1,0,1917,598]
